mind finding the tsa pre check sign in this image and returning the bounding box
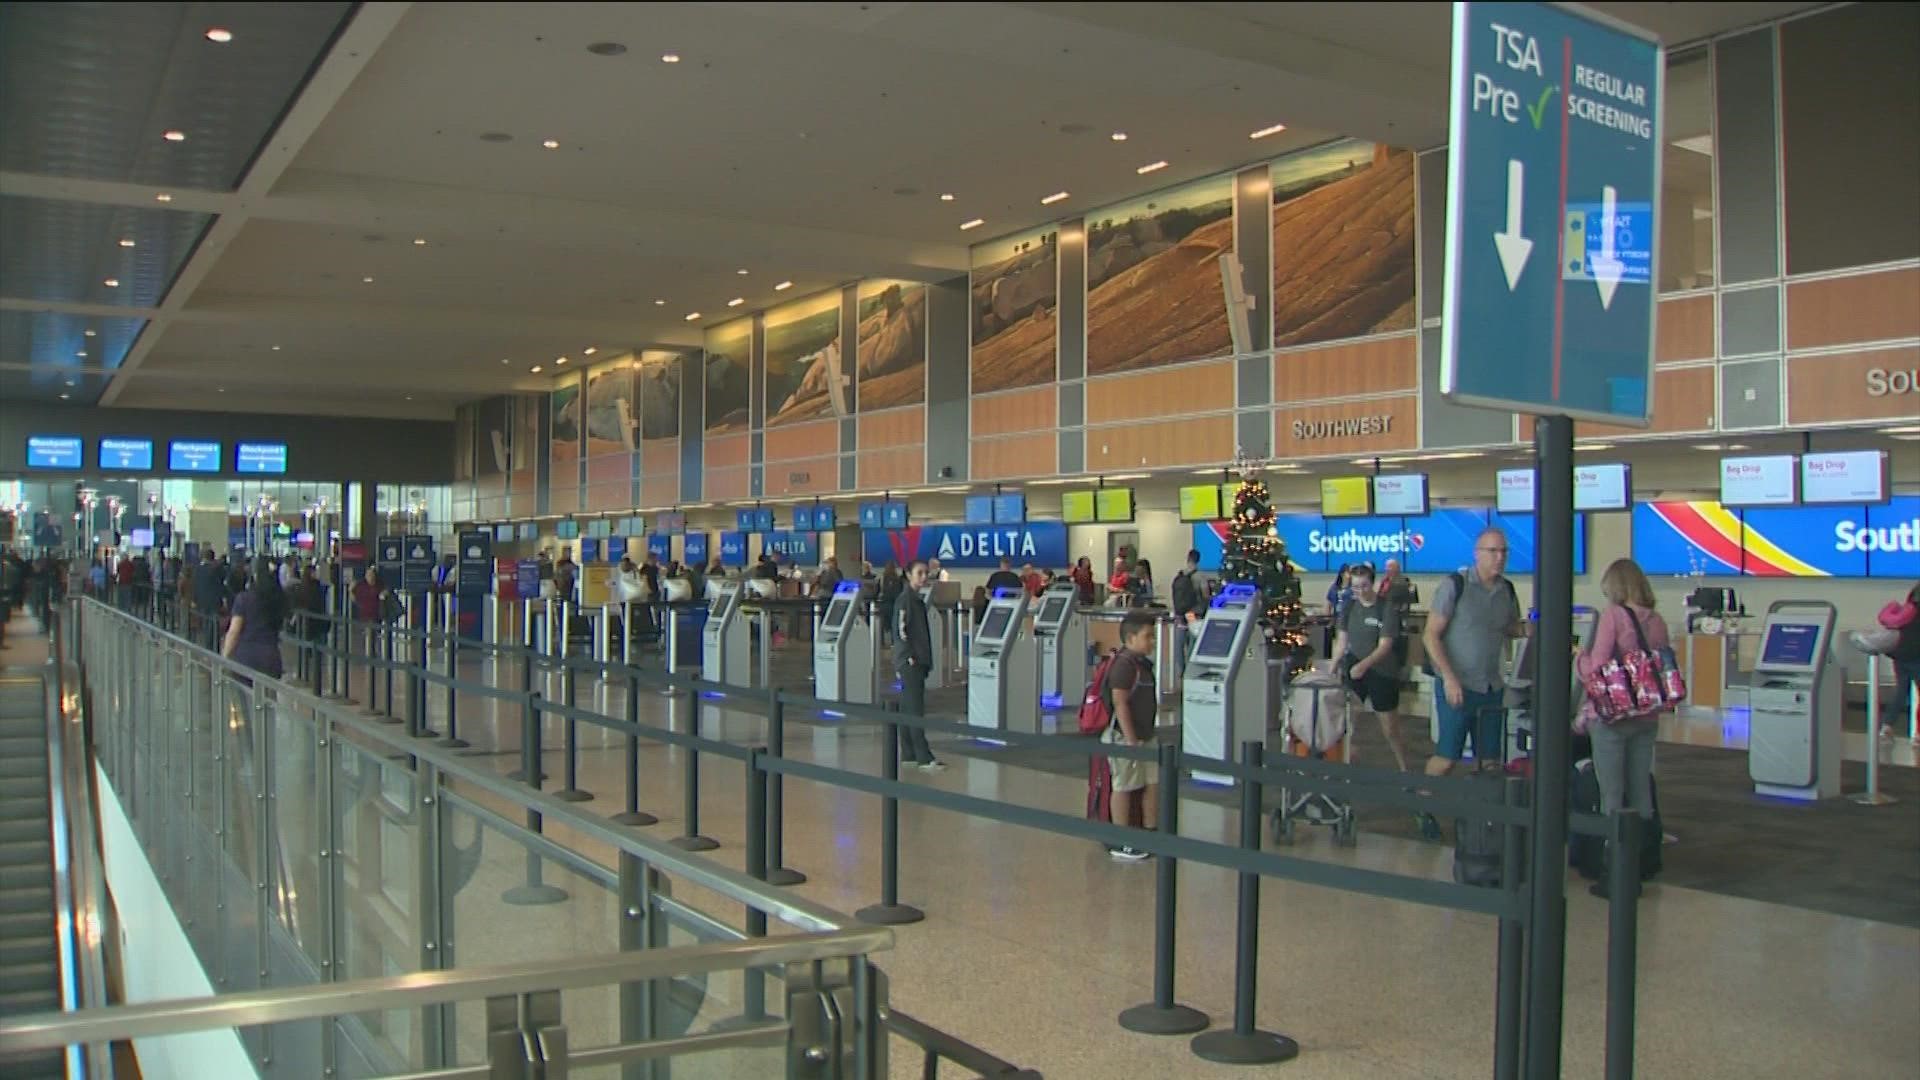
[1440,2,1663,425]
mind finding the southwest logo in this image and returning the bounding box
[1407,533,1426,551]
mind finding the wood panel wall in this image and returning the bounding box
[704,433,751,469]
[856,406,925,489]
[970,386,1056,437]
[858,406,926,449]
[1085,361,1234,424]
[1574,365,1717,438]
[764,419,839,462]
[1787,268,1920,350]
[1271,394,1418,458]
[971,433,1056,481]
[704,468,749,503]
[1655,294,1715,364]
[1084,415,1234,470]
[1273,334,1417,404]
[765,457,840,498]
[1786,345,1920,424]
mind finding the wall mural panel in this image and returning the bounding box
[1086,173,1235,375]
[549,374,583,468]
[636,349,682,441]
[1271,140,1417,349]
[511,393,540,473]
[584,357,639,458]
[704,320,752,435]
[765,290,843,426]
[452,403,475,482]
[970,226,1058,394]
[857,279,927,411]
[477,396,509,478]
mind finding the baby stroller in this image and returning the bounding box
[1272,676,1357,846]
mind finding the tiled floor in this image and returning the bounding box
[293,642,1919,1079]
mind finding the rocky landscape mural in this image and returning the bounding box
[856,279,927,411]
[1086,174,1235,375]
[970,227,1057,394]
[477,396,508,476]
[704,320,753,435]
[1271,140,1417,348]
[766,290,843,426]
[511,394,539,473]
[585,359,638,457]
[636,349,681,441]
[453,404,475,481]
[549,374,582,466]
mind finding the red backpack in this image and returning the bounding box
[1077,649,1123,736]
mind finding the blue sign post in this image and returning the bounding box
[1440,7,1664,1077]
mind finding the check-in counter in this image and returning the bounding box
[1675,628,1761,710]
[1084,606,1185,701]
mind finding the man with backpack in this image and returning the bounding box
[894,561,944,771]
[1096,611,1160,862]
[1421,527,1524,782]
[1333,563,1410,773]
[1169,549,1205,676]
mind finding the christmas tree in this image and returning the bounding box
[1219,463,1312,669]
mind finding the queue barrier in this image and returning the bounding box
[227,598,1640,1076]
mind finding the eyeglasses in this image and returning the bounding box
[1477,547,1509,555]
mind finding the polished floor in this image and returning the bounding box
[284,638,1919,1080]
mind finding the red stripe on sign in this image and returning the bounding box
[1552,36,1571,403]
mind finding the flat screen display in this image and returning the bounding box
[494,524,514,542]
[26,435,83,469]
[1037,598,1067,624]
[819,599,849,628]
[1800,451,1887,505]
[97,437,153,470]
[168,440,222,473]
[1094,487,1134,523]
[1371,473,1429,516]
[1194,619,1240,659]
[556,520,581,539]
[1573,464,1631,511]
[810,505,835,531]
[993,493,1026,524]
[1719,455,1797,507]
[859,502,883,529]
[1178,484,1222,522]
[709,591,734,620]
[130,527,154,548]
[1760,621,1821,668]
[964,495,994,524]
[235,441,288,474]
[978,608,1013,641]
[1496,468,1535,512]
[518,522,539,541]
[1061,491,1096,524]
[1320,477,1372,517]
[753,508,775,533]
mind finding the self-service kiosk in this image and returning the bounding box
[1032,583,1087,710]
[1180,584,1274,783]
[919,582,962,688]
[967,589,1037,735]
[1748,600,1841,801]
[702,581,751,688]
[814,579,875,704]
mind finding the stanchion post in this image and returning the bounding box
[1119,741,1209,1035]
[1190,742,1298,1065]
[505,686,545,784]
[439,621,468,749]
[1494,775,1527,1080]
[1604,810,1642,1080]
[382,619,396,720]
[742,746,769,1022]
[412,611,435,739]
[1526,413,1575,1079]
[764,693,805,886]
[856,703,924,925]
[554,657,592,802]
[669,687,719,852]
[1851,655,1895,806]
[502,690,567,906]
[611,670,657,826]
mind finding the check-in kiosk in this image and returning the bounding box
[702,581,751,688]
[814,580,875,704]
[920,582,962,688]
[1181,584,1272,784]
[1748,601,1841,801]
[1478,607,1597,763]
[1032,583,1087,710]
[967,589,1037,735]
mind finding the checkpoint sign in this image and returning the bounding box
[402,534,435,591]
[1440,3,1662,425]
[376,535,404,582]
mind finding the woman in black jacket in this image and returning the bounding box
[1891,582,1920,725]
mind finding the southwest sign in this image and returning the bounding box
[1193,507,1586,576]
[1633,497,1918,578]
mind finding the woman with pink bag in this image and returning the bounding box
[1576,559,1674,893]
[1883,583,1920,725]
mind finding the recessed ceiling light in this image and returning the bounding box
[155,193,173,202]
[727,297,745,307]
[1110,131,1128,141]
[736,268,750,275]
[162,130,187,142]
[774,281,793,291]
[939,193,955,201]
[479,131,513,143]
[555,356,569,365]
[541,138,561,150]
[204,27,233,43]
[1249,122,1288,139]
[83,329,96,337]
[582,346,597,356]
[65,379,76,387]
[118,238,136,248]
[959,218,984,230]
[501,358,512,364]
[1136,160,1168,175]
[76,350,87,358]
[217,387,226,393]
[660,53,681,63]
[653,299,666,305]
[586,41,627,56]
[684,312,702,321]
[412,237,427,246]
[530,365,543,373]
[59,393,70,400]
[362,275,374,283]
[271,345,281,351]
[1040,191,1070,205]
[102,278,119,288]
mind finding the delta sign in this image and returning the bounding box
[1194,507,1586,576]
[862,522,1069,570]
[1633,496,1918,578]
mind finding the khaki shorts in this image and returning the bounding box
[1102,726,1151,793]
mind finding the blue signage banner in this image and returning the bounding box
[456,530,493,592]
[861,522,1069,570]
[606,536,626,564]
[25,434,83,470]
[1441,3,1662,424]
[858,502,883,529]
[376,535,404,578]
[718,531,749,567]
[684,532,709,568]
[515,558,541,600]
[1193,509,1588,576]
[811,505,836,531]
[580,537,601,562]
[647,534,673,563]
[1634,497,1919,578]
[766,530,820,566]
[402,534,435,591]
[882,501,909,530]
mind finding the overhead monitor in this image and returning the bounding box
[25,435,83,470]
[235,441,288,474]
[494,524,514,542]
[1094,487,1134,523]
[684,532,709,566]
[1036,597,1068,624]
[518,522,539,541]
[822,599,850,627]
[556,519,581,539]
[1371,473,1430,516]
[993,493,1026,524]
[964,495,994,524]
[1496,468,1535,512]
[1719,455,1797,507]
[129,527,154,548]
[1758,620,1823,671]
[1061,490,1096,524]
[1178,484,1222,522]
[1320,476,1372,517]
[1800,451,1888,505]
[168,440,222,473]
[859,502,884,529]
[978,607,1013,641]
[1573,464,1632,511]
[754,507,776,533]
[1193,619,1241,659]
[97,437,154,471]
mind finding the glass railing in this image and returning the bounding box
[13,599,900,1079]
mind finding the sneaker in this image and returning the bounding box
[1109,846,1150,863]
[917,760,948,773]
[1415,812,1443,841]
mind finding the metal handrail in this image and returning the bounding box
[0,928,886,1055]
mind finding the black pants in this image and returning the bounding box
[898,664,934,765]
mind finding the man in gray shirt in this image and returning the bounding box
[1332,564,1408,772]
[1421,526,1524,779]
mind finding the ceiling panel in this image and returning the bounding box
[0,1,354,191]
[0,195,214,308]
[0,309,146,370]
[0,362,116,406]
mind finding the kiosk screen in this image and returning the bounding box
[823,600,850,627]
[979,608,1013,641]
[1195,620,1239,659]
[1037,598,1067,625]
[1760,622,1821,668]
[709,593,733,620]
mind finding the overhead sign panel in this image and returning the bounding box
[1440,2,1663,424]
[26,435,83,470]
[169,440,222,473]
[1719,455,1797,507]
[235,441,288,474]
[97,437,153,470]
[1371,474,1430,516]
[1800,451,1887,505]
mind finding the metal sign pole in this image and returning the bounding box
[1526,413,1575,1075]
